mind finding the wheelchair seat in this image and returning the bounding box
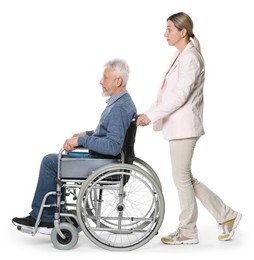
[59,118,137,179]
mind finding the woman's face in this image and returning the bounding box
[164,20,183,47]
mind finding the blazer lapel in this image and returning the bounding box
[164,42,195,81]
[165,51,179,74]
[160,51,179,90]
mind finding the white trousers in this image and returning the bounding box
[169,138,237,238]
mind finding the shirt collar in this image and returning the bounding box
[106,89,128,106]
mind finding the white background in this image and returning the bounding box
[0,0,253,258]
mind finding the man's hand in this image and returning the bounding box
[63,137,79,151]
[72,132,86,138]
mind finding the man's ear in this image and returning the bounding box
[115,77,123,87]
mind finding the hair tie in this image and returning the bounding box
[190,33,195,38]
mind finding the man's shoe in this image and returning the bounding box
[12,216,54,235]
[12,216,36,227]
[218,212,242,241]
[161,229,199,245]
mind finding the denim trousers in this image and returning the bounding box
[29,153,59,222]
[169,138,237,238]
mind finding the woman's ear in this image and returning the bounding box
[181,28,188,38]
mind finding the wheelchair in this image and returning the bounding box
[20,120,165,251]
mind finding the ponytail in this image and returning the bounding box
[191,34,202,55]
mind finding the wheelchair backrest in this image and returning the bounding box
[121,118,137,164]
[80,117,137,162]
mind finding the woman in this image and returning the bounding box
[137,12,241,245]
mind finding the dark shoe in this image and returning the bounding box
[12,216,36,227]
[12,216,54,235]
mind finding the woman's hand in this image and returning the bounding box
[137,114,151,126]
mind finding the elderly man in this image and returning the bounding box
[12,59,137,234]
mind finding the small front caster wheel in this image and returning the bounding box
[51,222,79,250]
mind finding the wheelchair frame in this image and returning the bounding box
[18,121,165,251]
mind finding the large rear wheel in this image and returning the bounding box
[76,163,164,251]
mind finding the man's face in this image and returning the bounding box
[99,67,118,97]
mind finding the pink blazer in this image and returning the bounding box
[146,42,205,140]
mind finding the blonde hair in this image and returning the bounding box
[167,12,201,54]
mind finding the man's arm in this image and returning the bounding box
[63,130,95,152]
[78,108,130,156]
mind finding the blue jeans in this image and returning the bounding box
[30,153,58,222]
[29,152,91,222]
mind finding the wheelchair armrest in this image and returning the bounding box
[59,146,89,158]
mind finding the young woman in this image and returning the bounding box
[137,12,241,245]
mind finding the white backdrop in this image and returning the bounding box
[1,0,253,258]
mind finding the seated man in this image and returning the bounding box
[12,59,137,234]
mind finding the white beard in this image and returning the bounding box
[101,85,113,97]
[101,90,110,97]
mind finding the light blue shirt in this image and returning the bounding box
[78,90,137,157]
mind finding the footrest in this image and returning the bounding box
[17,225,34,234]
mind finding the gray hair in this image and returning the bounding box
[104,59,130,87]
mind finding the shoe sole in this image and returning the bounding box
[219,212,242,241]
[37,227,53,235]
[13,221,53,235]
[162,238,199,245]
